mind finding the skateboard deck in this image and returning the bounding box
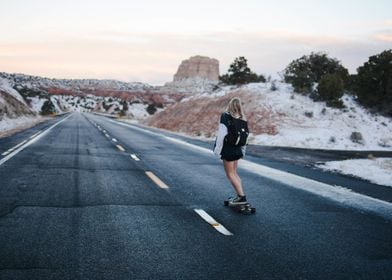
[224,199,256,214]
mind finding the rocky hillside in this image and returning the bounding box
[145,82,392,151]
[0,78,35,118]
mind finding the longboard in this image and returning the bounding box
[224,199,256,214]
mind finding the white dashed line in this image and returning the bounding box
[116,145,125,152]
[105,119,392,220]
[130,154,140,161]
[119,122,392,221]
[194,209,233,236]
[112,138,118,142]
[145,171,169,189]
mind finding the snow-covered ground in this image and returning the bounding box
[242,82,392,150]
[317,158,392,187]
[27,96,47,112]
[232,82,392,186]
[128,103,149,119]
[161,77,218,95]
[0,77,27,105]
[0,115,49,137]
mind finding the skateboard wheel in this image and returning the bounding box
[224,200,229,206]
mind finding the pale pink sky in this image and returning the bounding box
[0,0,391,85]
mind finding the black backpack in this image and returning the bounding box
[225,115,249,146]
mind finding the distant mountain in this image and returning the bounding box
[0,72,154,93]
[0,72,186,119]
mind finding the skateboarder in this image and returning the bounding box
[213,97,248,205]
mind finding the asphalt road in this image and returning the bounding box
[0,112,391,280]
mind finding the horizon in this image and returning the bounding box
[0,0,391,85]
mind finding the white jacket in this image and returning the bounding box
[213,123,227,156]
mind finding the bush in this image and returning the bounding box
[270,80,278,91]
[317,73,345,108]
[146,104,157,115]
[119,100,128,116]
[354,49,392,115]
[220,56,266,85]
[283,52,349,94]
[40,99,56,115]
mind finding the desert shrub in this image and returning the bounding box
[317,73,345,108]
[40,99,56,115]
[270,80,278,91]
[146,104,157,115]
[354,49,392,115]
[119,100,128,116]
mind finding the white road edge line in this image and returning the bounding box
[29,130,42,139]
[106,119,392,221]
[0,114,72,166]
[194,209,233,236]
[1,140,28,156]
[166,138,392,221]
[145,171,169,189]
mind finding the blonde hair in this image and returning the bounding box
[227,97,245,120]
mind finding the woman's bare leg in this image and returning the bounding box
[223,160,245,196]
[233,160,241,185]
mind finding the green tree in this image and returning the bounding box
[317,74,344,108]
[284,52,349,94]
[355,49,392,115]
[220,56,266,85]
[40,99,56,115]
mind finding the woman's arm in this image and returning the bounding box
[213,123,227,156]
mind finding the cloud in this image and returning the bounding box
[374,30,392,42]
[1,30,390,84]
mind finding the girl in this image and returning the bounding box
[213,97,247,205]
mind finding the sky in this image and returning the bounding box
[0,0,391,85]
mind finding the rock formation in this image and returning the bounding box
[173,55,219,82]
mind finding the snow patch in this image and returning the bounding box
[317,158,392,187]
[0,77,26,105]
[0,115,47,136]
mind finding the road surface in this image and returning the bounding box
[0,113,391,279]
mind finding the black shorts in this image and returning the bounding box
[221,155,242,161]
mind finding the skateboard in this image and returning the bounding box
[224,199,256,214]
